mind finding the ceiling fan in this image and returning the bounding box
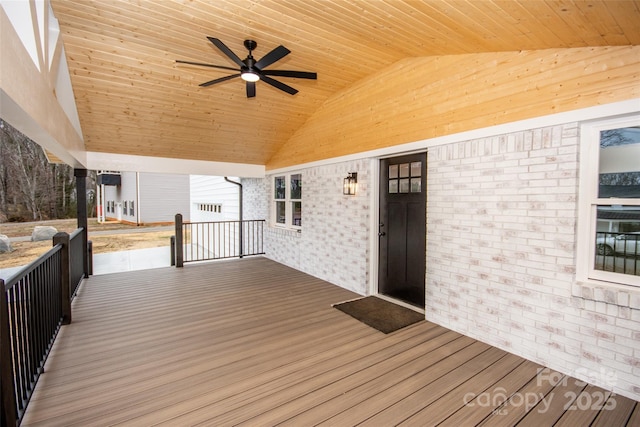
[177,37,317,98]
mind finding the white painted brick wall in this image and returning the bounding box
[427,123,640,400]
[241,177,268,221]
[242,160,371,295]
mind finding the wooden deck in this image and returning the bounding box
[22,257,639,426]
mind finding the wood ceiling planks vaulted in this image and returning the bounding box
[50,0,640,169]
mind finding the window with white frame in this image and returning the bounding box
[273,173,302,228]
[578,115,640,287]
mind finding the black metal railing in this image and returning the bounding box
[1,228,89,427]
[174,214,265,266]
[595,232,640,276]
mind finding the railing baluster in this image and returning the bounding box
[198,223,202,261]
[223,222,226,257]
[184,223,189,262]
[189,223,194,262]
[217,222,221,258]
[201,223,205,261]
[206,222,210,259]
[188,224,191,261]
[215,222,219,259]
[18,279,29,404]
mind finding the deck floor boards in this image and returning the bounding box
[20,257,638,426]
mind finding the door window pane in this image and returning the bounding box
[399,163,410,178]
[399,178,410,193]
[389,180,398,194]
[389,165,398,178]
[411,178,421,193]
[411,162,422,177]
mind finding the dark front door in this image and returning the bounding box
[378,153,426,307]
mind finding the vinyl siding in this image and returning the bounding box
[137,173,190,224]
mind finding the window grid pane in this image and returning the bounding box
[594,206,640,277]
[276,201,286,224]
[292,201,302,226]
[275,176,286,199]
[598,127,640,199]
[291,174,302,200]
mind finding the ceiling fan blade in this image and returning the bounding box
[260,75,298,95]
[255,45,290,70]
[207,37,245,68]
[200,74,240,87]
[246,81,256,98]
[176,60,239,72]
[262,70,317,79]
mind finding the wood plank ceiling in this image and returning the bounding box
[50,0,640,167]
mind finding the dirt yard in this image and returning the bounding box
[0,219,174,269]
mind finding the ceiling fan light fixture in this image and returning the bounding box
[241,70,260,82]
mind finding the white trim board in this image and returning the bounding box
[85,152,266,178]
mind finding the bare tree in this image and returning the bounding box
[0,118,80,222]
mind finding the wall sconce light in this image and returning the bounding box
[343,172,357,195]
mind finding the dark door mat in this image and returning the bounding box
[333,296,424,334]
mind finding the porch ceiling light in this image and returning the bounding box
[343,172,357,195]
[241,69,260,82]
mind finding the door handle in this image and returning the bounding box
[378,231,386,237]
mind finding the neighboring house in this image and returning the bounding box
[98,171,240,225]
